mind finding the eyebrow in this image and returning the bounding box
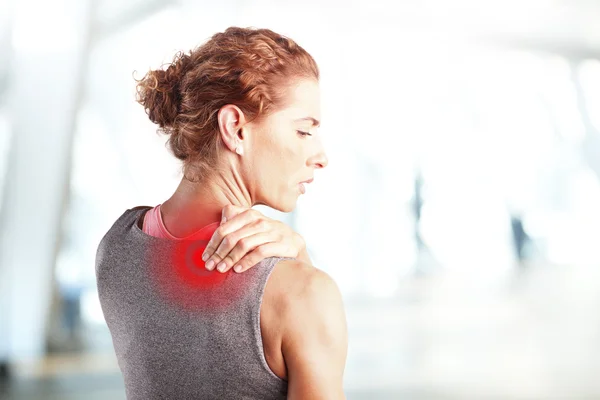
[295,117,320,127]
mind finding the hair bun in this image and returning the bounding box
[135,51,192,130]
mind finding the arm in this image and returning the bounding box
[281,268,348,400]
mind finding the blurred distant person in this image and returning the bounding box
[510,212,530,266]
[412,167,425,253]
[95,27,347,399]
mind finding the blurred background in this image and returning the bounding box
[1,0,600,398]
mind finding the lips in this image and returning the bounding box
[300,178,314,184]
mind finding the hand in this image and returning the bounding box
[201,204,307,273]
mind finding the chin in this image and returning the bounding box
[260,189,299,213]
[268,196,298,213]
[273,202,296,213]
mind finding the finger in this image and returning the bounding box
[214,229,275,273]
[202,209,266,264]
[221,204,247,224]
[233,242,294,273]
[202,208,255,263]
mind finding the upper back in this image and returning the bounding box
[95,206,293,400]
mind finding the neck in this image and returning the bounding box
[161,171,252,236]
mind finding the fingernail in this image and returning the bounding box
[202,252,209,262]
[217,262,226,272]
[205,260,215,270]
[234,265,243,273]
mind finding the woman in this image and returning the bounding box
[95,26,348,399]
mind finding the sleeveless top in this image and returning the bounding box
[95,206,293,399]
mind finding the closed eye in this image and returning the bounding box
[297,130,312,137]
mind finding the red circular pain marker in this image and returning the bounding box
[146,222,238,312]
[174,239,229,288]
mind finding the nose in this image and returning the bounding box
[308,135,328,169]
[316,154,328,169]
[311,150,328,169]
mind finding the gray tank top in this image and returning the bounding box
[95,206,293,399]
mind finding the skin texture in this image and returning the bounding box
[160,78,348,397]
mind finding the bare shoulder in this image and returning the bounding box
[267,259,343,308]
[266,259,348,399]
[260,259,346,381]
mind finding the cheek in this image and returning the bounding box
[278,147,301,181]
[248,150,287,192]
[263,142,297,175]
[251,131,300,188]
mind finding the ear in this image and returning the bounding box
[217,105,246,153]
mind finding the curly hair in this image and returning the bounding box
[135,26,320,182]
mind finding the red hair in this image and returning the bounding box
[135,26,319,182]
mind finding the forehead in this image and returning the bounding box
[280,79,321,121]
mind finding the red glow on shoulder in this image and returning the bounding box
[145,223,240,312]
